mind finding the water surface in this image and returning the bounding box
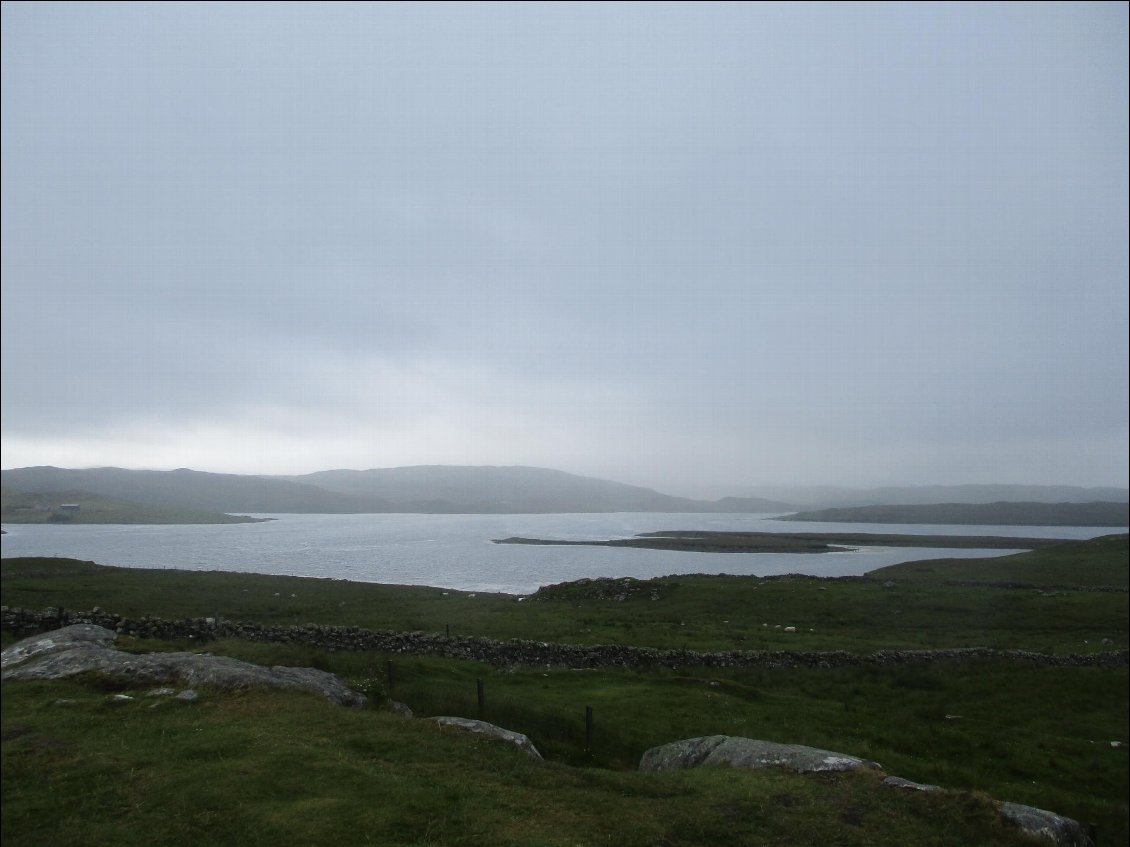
[2,512,1122,595]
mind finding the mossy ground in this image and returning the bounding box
[0,680,1072,847]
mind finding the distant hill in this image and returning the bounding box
[1,465,791,515]
[779,501,1130,527]
[0,486,264,524]
[279,466,793,514]
[736,484,1129,508]
[0,467,389,514]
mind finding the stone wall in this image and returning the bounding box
[3,605,1125,670]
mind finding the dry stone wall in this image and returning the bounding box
[3,606,1125,670]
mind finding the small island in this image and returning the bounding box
[494,530,1072,553]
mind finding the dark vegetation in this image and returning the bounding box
[781,501,1130,527]
[2,535,1127,845]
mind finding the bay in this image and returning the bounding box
[1,512,1124,595]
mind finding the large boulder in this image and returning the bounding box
[998,802,1093,847]
[1,624,366,708]
[640,735,881,774]
[430,716,542,759]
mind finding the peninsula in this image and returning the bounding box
[492,530,1071,553]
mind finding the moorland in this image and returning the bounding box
[2,535,1127,845]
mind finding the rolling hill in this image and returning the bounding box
[1,465,791,515]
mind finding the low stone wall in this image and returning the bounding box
[3,606,1126,671]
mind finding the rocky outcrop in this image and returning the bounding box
[639,736,880,774]
[1,624,366,708]
[430,716,542,759]
[4,607,1125,672]
[881,778,1094,845]
[998,802,1093,847]
[642,736,1093,847]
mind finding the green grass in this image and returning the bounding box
[2,540,1127,654]
[871,535,1130,589]
[3,537,1128,845]
[126,637,1121,842]
[0,679,1082,847]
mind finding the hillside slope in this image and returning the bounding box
[0,467,388,514]
[0,487,264,524]
[1,465,791,514]
[780,501,1130,527]
[284,465,791,513]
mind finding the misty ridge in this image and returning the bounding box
[1,465,1126,524]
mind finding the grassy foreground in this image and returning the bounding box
[3,536,1128,845]
[2,680,1051,847]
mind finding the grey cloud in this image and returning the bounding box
[2,2,1126,490]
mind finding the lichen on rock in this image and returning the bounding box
[639,735,882,774]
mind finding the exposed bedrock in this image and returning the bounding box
[1,623,366,707]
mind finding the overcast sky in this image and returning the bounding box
[2,2,1127,497]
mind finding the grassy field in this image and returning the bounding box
[3,679,1060,847]
[3,536,1128,845]
[871,535,1130,589]
[1,539,1126,654]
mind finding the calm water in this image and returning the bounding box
[1,513,1123,595]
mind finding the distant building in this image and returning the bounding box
[56,504,81,514]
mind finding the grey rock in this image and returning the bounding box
[146,687,177,698]
[430,716,542,760]
[999,801,1093,847]
[1,624,116,671]
[1,625,366,708]
[174,689,199,702]
[387,700,414,718]
[639,736,881,774]
[883,776,941,792]
[266,665,367,708]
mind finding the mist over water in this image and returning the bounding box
[2,513,1121,595]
